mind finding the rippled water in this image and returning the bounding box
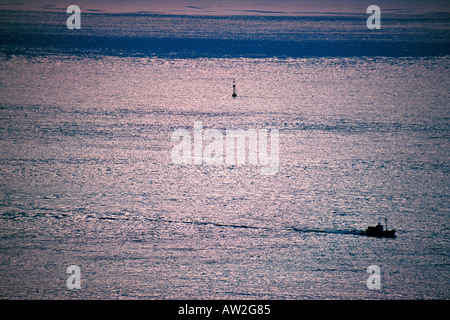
[0,9,449,299]
[0,54,448,299]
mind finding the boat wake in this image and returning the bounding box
[290,227,365,236]
[91,214,388,238]
[163,219,368,237]
[149,217,274,231]
[151,217,370,237]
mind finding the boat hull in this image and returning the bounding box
[365,227,396,238]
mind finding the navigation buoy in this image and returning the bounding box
[232,80,237,98]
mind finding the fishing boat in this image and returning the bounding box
[365,218,396,238]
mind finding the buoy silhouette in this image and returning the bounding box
[232,80,237,98]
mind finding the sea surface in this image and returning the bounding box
[0,10,449,299]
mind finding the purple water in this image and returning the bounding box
[0,7,449,299]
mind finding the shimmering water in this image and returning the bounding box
[0,9,449,300]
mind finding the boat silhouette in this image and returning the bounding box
[365,218,396,238]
